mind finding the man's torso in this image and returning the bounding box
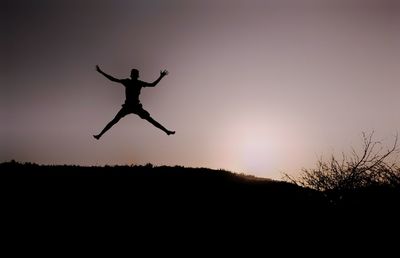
[121,79,144,105]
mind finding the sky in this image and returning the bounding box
[1,0,400,179]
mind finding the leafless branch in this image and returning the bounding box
[284,132,400,192]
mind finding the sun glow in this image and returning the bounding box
[214,116,280,177]
[212,111,313,179]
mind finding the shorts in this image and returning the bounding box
[120,103,150,119]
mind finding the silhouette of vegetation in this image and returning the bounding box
[285,132,400,207]
[2,132,400,215]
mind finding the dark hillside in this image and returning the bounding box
[0,161,324,212]
[2,161,398,219]
[2,161,399,242]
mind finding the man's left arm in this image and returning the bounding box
[144,70,169,87]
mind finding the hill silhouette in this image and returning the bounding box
[2,160,398,212]
[2,160,400,243]
[1,161,326,212]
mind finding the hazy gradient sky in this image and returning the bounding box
[1,0,400,179]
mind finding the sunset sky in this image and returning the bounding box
[1,0,399,179]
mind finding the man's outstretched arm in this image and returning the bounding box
[144,70,169,87]
[96,65,122,83]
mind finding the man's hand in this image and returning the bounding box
[96,65,102,73]
[160,70,169,77]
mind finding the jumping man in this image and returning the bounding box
[93,65,175,139]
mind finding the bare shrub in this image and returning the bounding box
[285,132,400,192]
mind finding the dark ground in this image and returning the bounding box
[2,161,399,211]
[0,160,325,211]
[1,161,399,249]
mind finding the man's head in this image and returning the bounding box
[130,69,139,79]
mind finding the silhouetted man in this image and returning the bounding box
[93,65,175,139]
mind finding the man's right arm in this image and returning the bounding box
[96,65,122,83]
